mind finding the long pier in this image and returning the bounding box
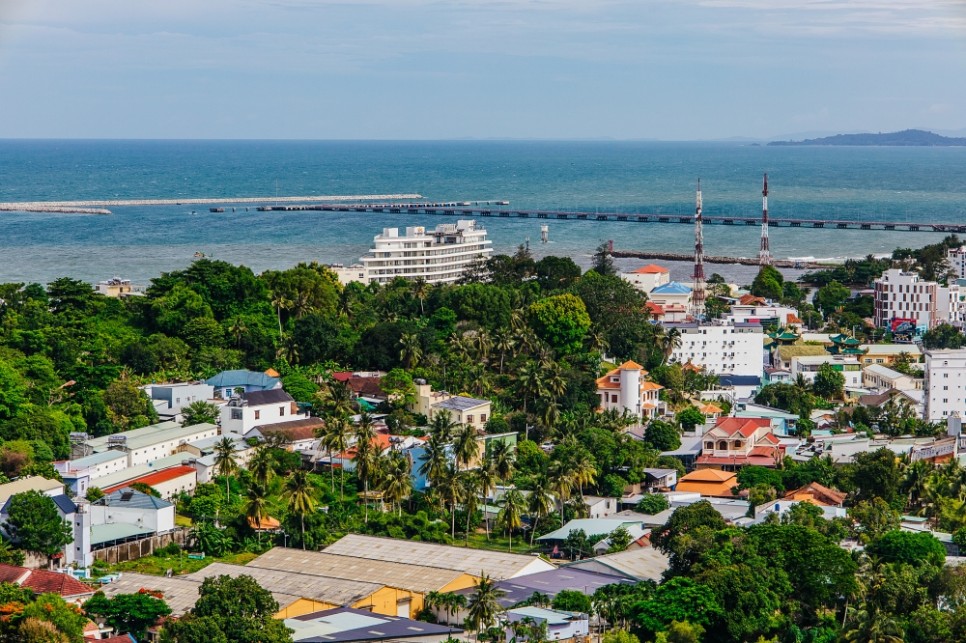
[0,193,424,215]
[258,202,963,233]
[610,250,831,270]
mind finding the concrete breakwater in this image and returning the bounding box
[611,249,831,269]
[0,193,424,215]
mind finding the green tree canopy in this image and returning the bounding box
[5,491,72,557]
[527,293,591,355]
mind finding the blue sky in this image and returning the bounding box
[1,0,964,140]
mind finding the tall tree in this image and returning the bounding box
[285,469,316,548]
[465,574,506,638]
[5,491,73,559]
[212,437,239,501]
[498,488,526,551]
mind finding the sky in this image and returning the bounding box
[0,0,965,140]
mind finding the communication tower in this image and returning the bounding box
[691,180,706,318]
[759,173,772,266]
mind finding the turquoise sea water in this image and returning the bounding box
[2,139,965,285]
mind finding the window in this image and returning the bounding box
[705,442,713,449]
[481,414,487,423]
[254,410,261,420]
[230,409,242,420]
[466,414,474,424]
[279,406,285,416]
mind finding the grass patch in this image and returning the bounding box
[106,550,260,577]
[463,532,541,556]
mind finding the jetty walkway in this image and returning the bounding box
[0,193,424,215]
[260,202,961,233]
[610,250,829,270]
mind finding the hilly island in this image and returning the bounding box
[769,128,966,146]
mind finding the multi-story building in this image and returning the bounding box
[873,268,961,330]
[948,246,966,280]
[924,349,966,422]
[360,220,492,285]
[621,264,670,294]
[594,360,664,421]
[791,355,863,389]
[667,321,765,379]
[696,417,784,470]
[220,389,308,437]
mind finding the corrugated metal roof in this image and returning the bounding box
[247,547,469,593]
[186,562,383,606]
[88,422,217,452]
[323,534,554,580]
[432,396,489,412]
[286,607,459,643]
[205,370,280,390]
[0,477,63,505]
[564,547,670,582]
[96,489,173,510]
[536,519,646,542]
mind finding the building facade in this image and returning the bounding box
[360,220,492,285]
[595,360,663,421]
[621,264,670,294]
[668,321,765,378]
[924,349,966,422]
[873,268,961,330]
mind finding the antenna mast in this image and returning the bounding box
[692,179,706,318]
[759,173,771,266]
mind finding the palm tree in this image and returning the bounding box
[227,317,248,348]
[490,440,515,483]
[285,469,316,549]
[321,416,351,500]
[271,293,293,335]
[498,489,525,551]
[492,330,516,374]
[659,326,682,364]
[435,462,463,539]
[245,481,270,546]
[476,458,498,540]
[380,451,413,516]
[419,434,451,490]
[247,444,274,488]
[181,400,219,427]
[572,455,598,497]
[411,277,430,315]
[527,476,555,545]
[460,471,481,541]
[465,574,505,639]
[399,332,423,369]
[430,410,458,442]
[314,380,356,418]
[213,437,239,501]
[453,424,479,472]
[515,363,546,439]
[549,463,575,525]
[355,414,379,524]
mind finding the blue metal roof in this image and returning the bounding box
[650,281,692,295]
[205,370,280,390]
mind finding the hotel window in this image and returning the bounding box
[254,410,261,420]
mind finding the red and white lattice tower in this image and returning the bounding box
[691,179,706,318]
[759,173,772,267]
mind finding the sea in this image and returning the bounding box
[2,139,966,287]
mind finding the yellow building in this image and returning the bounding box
[247,547,479,617]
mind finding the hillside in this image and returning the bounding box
[768,128,966,146]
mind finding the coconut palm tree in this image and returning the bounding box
[285,469,315,549]
[498,489,525,551]
[321,416,351,500]
[245,481,270,546]
[419,433,450,490]
[453,424,479,473]
[492,330,516,374]
[213,437,239,501]
[549,463,575,526]
[247,444,274,488]
[490,440,515,484]
[515,362,546,435]
[399,332,423,370]
[527,476,555,545]
[571,455,598,497]
[314,380,356,418]
[411,277,430,315]
[476,458,498,540]
[430,410,458,442]
[380,451,413,516]
[271,293,293,335]
[355,414,379,524]
[465,574,505,639]
[434,462,463,539]
[658,326,682,365]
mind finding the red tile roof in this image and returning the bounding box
[103,466,196,494]
[0,564,94,598]
[646,302,665,316]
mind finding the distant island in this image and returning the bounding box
[769,128,966,146]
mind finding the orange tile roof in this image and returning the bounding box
[103,466,196,494]
[712,417,770,438]
[618,360,643,371]
[679,469,736,483]
[646,302,665,315]
[786,313,803,324]
[641,381,663,391]
[630,264,670,274]
[784,482,847,507]
[698,403,723,414]
[248,515,282,531]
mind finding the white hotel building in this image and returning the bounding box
[360,220,492,285]
[667,321,765,378]
[924,349,966,422]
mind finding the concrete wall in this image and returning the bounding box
[93,529,188,565]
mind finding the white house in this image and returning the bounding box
[220,389,307,437]
[146,382,216,422]
[504,607,590,641]
[924,349,966,422]
[668,321,765,378]
[595,360,663,421]
[88,489,176,550]
[862,364,921,392]
[648,282,692,311]
[791,355,862,389]
[621,264,670,294]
